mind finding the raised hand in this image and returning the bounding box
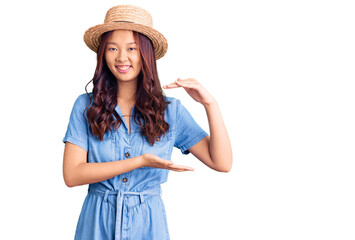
[163,77,233,173]
[141,153,194,172]
[163,78,216,106]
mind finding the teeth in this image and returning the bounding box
[117,66,130,70]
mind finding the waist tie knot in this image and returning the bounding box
[89,186,162,240]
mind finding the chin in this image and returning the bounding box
[116,75,139,82]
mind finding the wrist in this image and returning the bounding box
[203,98,218,108]
[137,154,146,168]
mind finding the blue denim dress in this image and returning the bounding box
[63,93,208,240]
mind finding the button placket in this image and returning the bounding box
[122,146,131,187]
[124,147,131,158]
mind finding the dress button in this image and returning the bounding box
[125,152,130,158]
[122,177,128,183]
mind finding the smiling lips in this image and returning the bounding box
[116,65,132,73]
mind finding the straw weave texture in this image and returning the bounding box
[104,5,153,27]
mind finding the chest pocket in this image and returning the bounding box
[142,130,173,161]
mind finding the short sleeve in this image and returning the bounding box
[62,94,89,151]
[174,100,209,155]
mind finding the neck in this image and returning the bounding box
[117,80,137,104]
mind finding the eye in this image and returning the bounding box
[128,47,136,51]
[108,47,117,51]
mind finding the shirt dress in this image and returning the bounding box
[63,93,208,240]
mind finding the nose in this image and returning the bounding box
[116,50,128,62]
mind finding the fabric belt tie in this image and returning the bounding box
[89,187,162,240]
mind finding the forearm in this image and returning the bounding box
[64,156,143,187]
[204,100,233,171]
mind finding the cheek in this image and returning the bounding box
[131,52,141,64]
[134,56,142,69]
[105,53,113,65]
[137,61,142,71]
[105,54,116,71]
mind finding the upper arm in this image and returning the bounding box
[62,94,90,186]
[171,99,216,168]
[187,135,218,171]
[63,142,88,187]
[173,99,208,155]
[62,94,90,151]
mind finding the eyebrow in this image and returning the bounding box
[107,41,137,45]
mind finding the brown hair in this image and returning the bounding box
[84,30,169,145]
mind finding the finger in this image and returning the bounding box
[168,163,194,171]
[176,78,198,84]
[175,79,201,88]
[163,78,198,88]
[163,82,181,89]
[170,167,194,172]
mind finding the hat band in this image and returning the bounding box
[114,21,134,23]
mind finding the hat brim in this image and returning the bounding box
[84,22,168,59]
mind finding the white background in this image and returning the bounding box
[0,0,354,239]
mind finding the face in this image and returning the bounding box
[105,30,142,83]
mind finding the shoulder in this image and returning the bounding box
[164,95,184,107]
[163,95,187,124]
[74,92,92,107]
[77,92,92,104]
[70,92,92,114]
[164,96,182,113]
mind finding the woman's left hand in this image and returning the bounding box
[163,78,215,106]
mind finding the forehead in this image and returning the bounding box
[107,30,136,43]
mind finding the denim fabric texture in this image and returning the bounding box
[63,93,208,240]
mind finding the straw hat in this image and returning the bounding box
[84,5,168,59]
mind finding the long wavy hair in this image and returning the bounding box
[84,30,170,145]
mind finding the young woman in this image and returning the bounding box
[63,5,232,240]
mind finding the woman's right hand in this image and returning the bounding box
[141,153,194,172]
